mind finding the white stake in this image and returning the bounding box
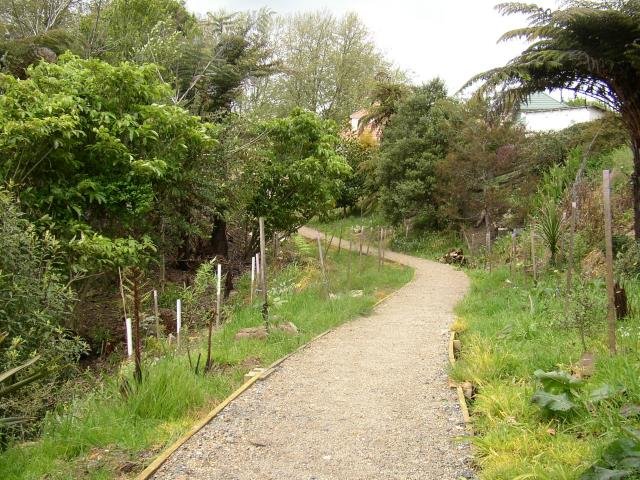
[153,289,160,339]
[216,263,222,327]
[250,256,255,303]
[125,318,133,357]
[176,299,182,345]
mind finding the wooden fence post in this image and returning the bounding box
[603,170,616,354]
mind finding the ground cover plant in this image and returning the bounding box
[0,236,411,479]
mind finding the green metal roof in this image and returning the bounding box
[520,92,568,112]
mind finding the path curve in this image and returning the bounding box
[152,227,472,480]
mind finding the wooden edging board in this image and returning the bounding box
[449,330,472,429]
[136,239,414,479]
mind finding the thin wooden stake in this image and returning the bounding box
[510,231,516,277]
[486,227,492,272]
[566,201,577,292]
[382,228,386,263]
[255,253,261,292]
[358,232,363,271]
[324,233,334,259]
[117,267,128,321]
[337,227,343,253]
[317,234,329,295]
[259,217,269,332]
[603,170,617,354]
[366,227,371,255]
[378,227,383,271]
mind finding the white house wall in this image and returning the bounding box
[520,107,605,132]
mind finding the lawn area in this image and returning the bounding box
[0,235,412,480]
[452,267,640,479]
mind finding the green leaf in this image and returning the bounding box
[531,390,577,412]
[589,384,624,403]
[534,369,582,394]
[580,466,631,480]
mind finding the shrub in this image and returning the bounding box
[0,190,87,437]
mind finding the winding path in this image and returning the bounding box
[151,227,472,480]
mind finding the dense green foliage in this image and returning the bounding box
[376,79,449,227]
[0,54,217,275]
[0,190,85,372]
[249,110,350,235]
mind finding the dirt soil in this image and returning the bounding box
[151,226,473,480]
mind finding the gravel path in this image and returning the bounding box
[151,227,473,480]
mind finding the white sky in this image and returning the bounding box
[185,0,558,94]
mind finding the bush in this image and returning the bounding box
[0,190,87,437]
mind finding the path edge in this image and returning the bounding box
[449,330,472,431]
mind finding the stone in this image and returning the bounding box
[235,326,268,340]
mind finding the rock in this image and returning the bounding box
[278,322,298,335]
[440,249,466,265]
[235,326,268,340]
[235,322,298,340]
[248,438,269,447]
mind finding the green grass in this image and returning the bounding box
[0,236,412,479]
[453,267,640,479]
[311,213,462,260]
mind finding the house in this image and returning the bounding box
[348,108,382,142]
[517,92,606,132]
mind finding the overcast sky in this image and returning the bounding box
[185,0,558,93]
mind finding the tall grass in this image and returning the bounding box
[0,239,412,479]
